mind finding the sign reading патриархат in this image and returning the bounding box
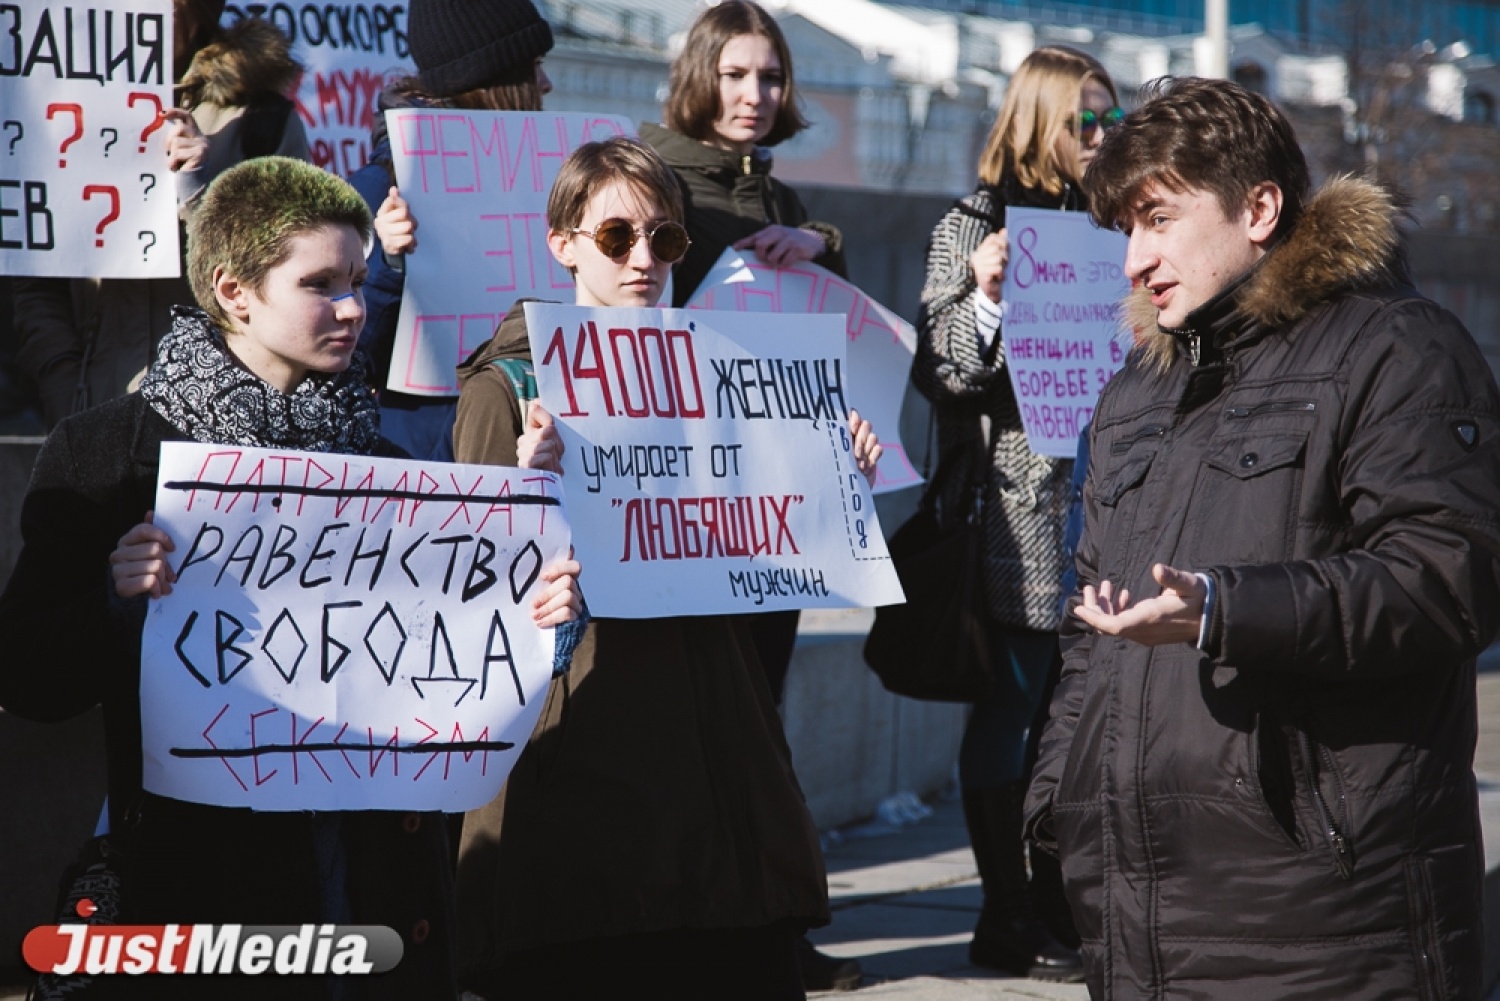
[140,443,571,812]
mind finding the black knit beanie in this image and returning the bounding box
[408,0,555,97]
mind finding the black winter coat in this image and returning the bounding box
[1026,177,1500,1000]
[0,395,457,1001]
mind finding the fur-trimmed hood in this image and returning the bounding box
[178,18,301,109]
[1127,175,1403,371]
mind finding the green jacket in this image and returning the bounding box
[639,123,846,305]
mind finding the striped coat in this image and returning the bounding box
[911,179,1083,632]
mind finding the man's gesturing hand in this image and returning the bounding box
[1072,563,1205,647]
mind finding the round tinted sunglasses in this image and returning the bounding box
[571,219,691,264]
[1073,106,1125,137]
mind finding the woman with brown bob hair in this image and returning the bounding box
[640,0,846,308]
[909,44,1120,984]
[639,6,859,988]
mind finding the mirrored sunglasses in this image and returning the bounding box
[572,218,691,264]
[1075,106,1126,137]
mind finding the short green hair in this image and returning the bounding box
[187,156,372,329]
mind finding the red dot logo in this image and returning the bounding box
[75,899,97,918]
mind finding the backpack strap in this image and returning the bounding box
[489,357,537,407]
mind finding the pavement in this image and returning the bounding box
[5,668,1500,1001]
[807,793,1086,1000]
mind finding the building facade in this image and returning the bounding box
[539,0,1500,230]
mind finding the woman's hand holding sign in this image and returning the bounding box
[533,552,583,627]
[516,401,583,624]
[111,511,176,599]
[733,224,826,268]
[848,409,882,487]
[376,186,420,256]
[971,228,1009,304]
[518,401,564,474]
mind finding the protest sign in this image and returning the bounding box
[384,109,633,396]
[685,249,921,494]
[1000,207,1130,458]
[140,442,571,812]
[0,0,181,278]
[525,301,905,618]
[223,2,413,177]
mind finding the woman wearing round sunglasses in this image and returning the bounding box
[450,136,878,1000]
[909,45,1121,983]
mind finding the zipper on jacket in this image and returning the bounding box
[1110,424,1167,455]
[741,154,753,175]
[1225,400,1317,420]
[1299,731,1354,880]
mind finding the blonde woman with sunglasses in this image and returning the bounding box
[909,44,1121,983]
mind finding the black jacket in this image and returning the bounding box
[638,123,846,305]
[0,395,456,1000]
[1026,176,1500,999]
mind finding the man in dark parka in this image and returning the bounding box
[1025,77,1500,999]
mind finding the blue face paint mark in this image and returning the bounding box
[330,291,356,303]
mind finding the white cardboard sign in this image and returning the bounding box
[141,442,570,812]
[0,0,181,278]
[525,302,905,619]
[223,2,414,177]
[385,109,634,396]
[685,249,921,494]
[1000,207,1131,457]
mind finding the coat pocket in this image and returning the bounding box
[1247,714,1305,852]
[1188,431,1309,564]
[1090,445,1155,587]
[1404,855,1445,1001]
[1095,449,1155,507]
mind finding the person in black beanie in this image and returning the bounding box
[347,0,553,462]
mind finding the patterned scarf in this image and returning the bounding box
[140,307,380,454]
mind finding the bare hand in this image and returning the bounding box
[733,224,826,268]
[110,511,177,599]
[532,550,583,626]
[970,229,1008,304]
[1072,563,1205,647]
[848,409,883,487]
[375,186,418,256]
[161,109,208,173]
[517,401,563,473]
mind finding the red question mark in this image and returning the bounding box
[83,185,121,247]
[127,92,166,153]
[45,103,84,168]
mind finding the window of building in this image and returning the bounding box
[1465,89,1496,125]
[1233,61,1269,94]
